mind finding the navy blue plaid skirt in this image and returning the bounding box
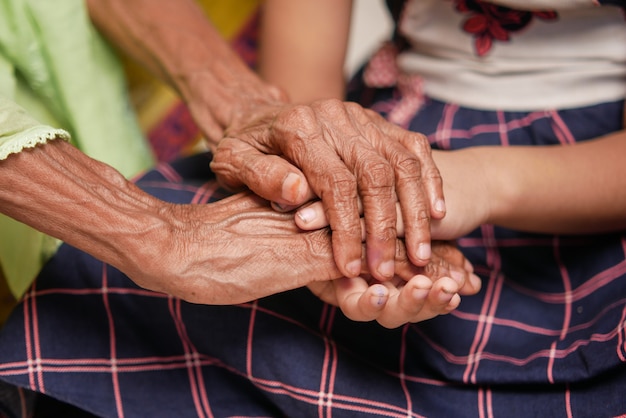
[0,95,625,417]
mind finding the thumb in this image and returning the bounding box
[211,137,314,206]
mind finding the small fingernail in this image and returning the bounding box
[417,243,431,261]
[346,260,361,277]
[296,207,316,224]
[282,173,302,204]
[377,260,394,279]
[439,289,455,302]
[272,201,287,212]
[412,288,429,301]
[434,199,446,213]
[371,285,388,306]
[450,270,465,286]
[470,274,482,290]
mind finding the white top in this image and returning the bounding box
[397,0,626,110]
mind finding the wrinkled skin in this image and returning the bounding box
[210,99,446,283]
[0,138,473,328]
[133,192,479,320]
[85,0,446,292]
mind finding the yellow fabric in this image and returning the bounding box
[201,0,261,39]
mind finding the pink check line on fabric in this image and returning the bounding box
[553,236,573,342]
[464,225,504,384]
[24,284,45,394]
[477,387,487,418]
[565,387,574,418]
[191,181,220,204]
[432,103,458,150]
[505,259,626,303]
[154,162,183,183]
[237,303,425,418]
[496,110,510,147]
[0,355,221,374]
[457,236,594,248]
[243,301,343,415]
[22,290,34,391]
[29,286,168,299]
[476,326,624,366]
[243,371,428,418]
[617,305,626,362]
[245,300,343,418]
[547,341,559,384]
[169,297,213,418]
[399,325,413,415]
[426,111,549,141]
[245,300,258,379]
[451,298,626,337]
[319,306,339,418]
[548,110,577,145]
[101,265,125,418]
[412,321,625,368]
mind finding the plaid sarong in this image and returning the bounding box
[0,96,625,417]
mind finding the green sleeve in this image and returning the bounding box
[0,96,70,298]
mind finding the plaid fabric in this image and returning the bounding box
[0,96,625,417]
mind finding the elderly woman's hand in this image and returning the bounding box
[210,99,445,283]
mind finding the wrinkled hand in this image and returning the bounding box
[294,148,492,242]
[125,191,452,306]
[307,241,481,329]
[210,99,446,283]
[125,192,343,305]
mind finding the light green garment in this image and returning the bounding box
[0,0,155,297]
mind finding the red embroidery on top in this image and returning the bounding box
[455,0,558,56]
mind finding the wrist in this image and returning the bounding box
[180,68,288,144]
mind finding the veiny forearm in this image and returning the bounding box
[438,130,626,235]
[86,0,283,144]
[0,141,345,304]
[0,140,169,274]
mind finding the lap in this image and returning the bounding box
[0,151,624,417]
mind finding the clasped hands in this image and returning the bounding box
[205,98,481,328]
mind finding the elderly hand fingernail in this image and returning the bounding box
[470,274,482,291]
[371,285,388,306]
[272,201,288,212]
[417,243,431,261]
[297,207,316,224]
[346,259,361,277]
[412,288,429,301]
[450,269,465,285]
[435,198,446,213]
[377,260,394,279]
[282,172,303,204]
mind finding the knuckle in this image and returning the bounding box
[394,154,422,186]
[366,224,396,244]
[324,173,358,200]
[407,131,430,147]
[314,98,344,114]
[416,208,431,224]
[358,160,394,191]
[275,105,316,133]
[423,164,443,183]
